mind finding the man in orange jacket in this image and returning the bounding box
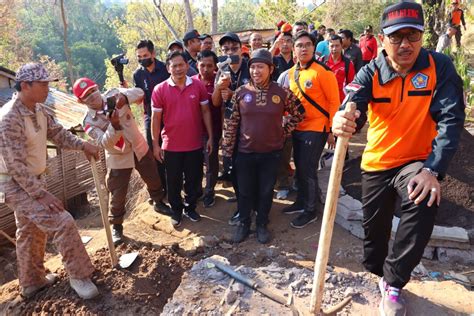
[448,0,467,47]
[283,31,340,228]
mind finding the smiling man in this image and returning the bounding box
[332,2,465,315]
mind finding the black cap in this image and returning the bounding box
[183,29,201,43]
[365,25,373,32]
[248,48,273,67]
[381,2,424,35]
[218,32,241,46]
[200,33,212,40]
[167,40,184,50]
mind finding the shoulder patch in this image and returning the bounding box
[243,93,252,103]
[411,72,428,89]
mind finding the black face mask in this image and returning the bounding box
[139,58,153,68]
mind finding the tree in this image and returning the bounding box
[184,0,194,31]
[422,0,445,49]
[59,0,75,84]
[218,0,260,32]
[256,0,301,26]
[211,0,218,34]
[152,0,179,39]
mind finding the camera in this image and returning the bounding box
[110,53,128,85]
[106,96,116,116]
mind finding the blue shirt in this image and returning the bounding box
[316,40,330,58]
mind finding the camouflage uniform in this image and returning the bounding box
[82,88,164,224]
[0,96,94,288]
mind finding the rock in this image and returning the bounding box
[265,246,279,258]
[338,195,363,212]
[436,247,474,265]
[193,235,219,248]
[329,275,338,284]
[225,290,238,304]
[422,246,435,260]
[344,287,357,296]
[289,279,305,290]
[335,214,365,239]
[232,283,245,294]
[337,204,363,221]
[255,250,268,263]
[220,242,233,249]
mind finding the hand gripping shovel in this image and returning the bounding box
[309,102,356,315]
[90,157,138,268]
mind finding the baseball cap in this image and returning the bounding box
[72,77,98,99]
[15,63,58,82]
[183,29,204,43]
[248,48,273,67]
[167,40,184,50]
[219,32,241,46]
[381,1,424,35]
[200,33,212,40]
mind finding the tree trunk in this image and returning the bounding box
[184,0,194,31]
[152,0,179,40]
[211,0,218,34]
[59,0,75,84]
[422,0,445,49]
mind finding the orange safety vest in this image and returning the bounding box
[451,9,462,26]
[362,54,438,172]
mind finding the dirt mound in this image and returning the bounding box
[0,243,193,315]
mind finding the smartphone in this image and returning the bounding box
[106,96,116,116]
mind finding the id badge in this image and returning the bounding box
[0,192,5,204]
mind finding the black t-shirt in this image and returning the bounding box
[272,55,294,81]
[183,50,198,73]
[133,59,169,120]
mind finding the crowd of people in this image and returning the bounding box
[0,1,467,314]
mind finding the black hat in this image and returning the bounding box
[365,25,373,32]
[218,32,241,46]
[200,33,212,40]
[183,29,204,43]
[381,1,424,35]
[167,40,184,50]
[248,48,273,67]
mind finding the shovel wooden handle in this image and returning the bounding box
[309,102,356,314]
[90,157,118,267]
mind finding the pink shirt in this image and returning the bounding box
[151,76,209,152]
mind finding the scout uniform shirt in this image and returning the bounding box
[83,88,147,169]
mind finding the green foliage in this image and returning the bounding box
[256,0,301,27]
[218,0,261,32]
[70,42,108,85]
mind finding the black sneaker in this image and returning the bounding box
[282,203,304,215]
[203,194,215,208]
[112,224,123,245]
[184,209,201,222]
[154,200,174,216]
[256,225,271,244]
[171,214,182,228]
[233,223,250,243]
[228,210,240,226]
[290,212,318,228]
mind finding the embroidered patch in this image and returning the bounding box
[79,81,87,89]
[243,94,252,103]
[243,78,250,84]
[190,94,196,99]
[272,95,281,103]
[411,73,428,89]
[345,82,363,93]
[304,80,313,88]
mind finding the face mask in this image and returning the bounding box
[83,90,103,110]
[139,58,153,68]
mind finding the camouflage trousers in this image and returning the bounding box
[2,180,94,288]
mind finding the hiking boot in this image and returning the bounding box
[170,214,182,228]
[290,212,318,228]
[232,223,250,244]
[154,200,173,216]
[70,278,99,300]
[379,277,406,316]
[256,225,271,244]
[184,209,201,222]
[112,224,123,245]
[203,194,215,208]
[228,210,240,226]
[21,273,58,298]
[276,189,289,200]
[282,202,304,215]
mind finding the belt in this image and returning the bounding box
[0,174,12,182]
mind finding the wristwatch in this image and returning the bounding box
[422,167,439,178]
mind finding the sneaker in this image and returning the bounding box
[154,200,174,216]
[290,212,317,228]
[227,196,237,203]
[379,277,407,316]
[69,278,99,300]
[203,194,215,208]
[282,203,304,215]
[184,209,201,222]
[170,214,182,228]
[228,210,240,226]
[232,223,250,243]
[112,224,123,245]
[276,189,289,200]
[21,273,58,298]
[256,225,271,244]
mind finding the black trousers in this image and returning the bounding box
[203,136,220,197]
[454,25,462,47]
[361,161,437,288]
[235,150,281,227]
[164,149,203,216]
[292,131,328,214]
[145,122,167,195]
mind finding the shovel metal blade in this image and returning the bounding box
[119,252,139,269]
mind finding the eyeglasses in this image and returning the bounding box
[221,46,240,54]
[387,31,422,45]
[295,43,313,49]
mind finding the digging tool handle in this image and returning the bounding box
[90,157,118,267]
[309,102,356,314]
[214,262,257,288]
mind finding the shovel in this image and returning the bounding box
[309,102,356,315]
[90,157,138,269]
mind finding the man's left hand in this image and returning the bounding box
[83,142,100,161]
[206,138,213,155]
[407,169,441,207]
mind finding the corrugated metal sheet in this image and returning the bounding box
[0,88,87,132]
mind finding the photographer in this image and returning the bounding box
[73,78,168,245]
